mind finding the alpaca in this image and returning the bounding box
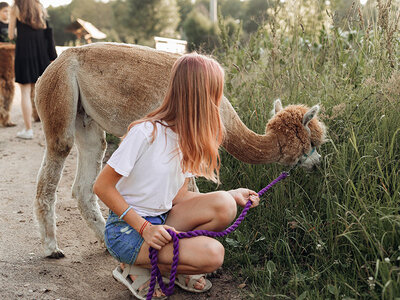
[34,43,326,258]
[0,43,40,126]
[0,43,16,127]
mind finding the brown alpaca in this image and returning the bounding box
[31,86,40,122]
[0,43,16,127]
[34,43,326,258]
[0,44,40,126]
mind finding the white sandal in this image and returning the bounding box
[112,265,167,300]
[174,274,212,293]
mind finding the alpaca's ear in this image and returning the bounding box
[274,99,283,114]
[303,105,320,126]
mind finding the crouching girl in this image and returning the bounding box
[94,53,260,299]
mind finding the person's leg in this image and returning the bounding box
[19,83,32,130]
[134,190,237,290]
[136,236,225,274]
[166,190,238,232]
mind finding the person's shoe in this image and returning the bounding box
[16,129,33,140]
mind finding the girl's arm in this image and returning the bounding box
[228,188,260,208]
[8,6,16,40]
[174,178,260,208]
[93,165,172,250]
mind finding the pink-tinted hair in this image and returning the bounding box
[126,53,225,182]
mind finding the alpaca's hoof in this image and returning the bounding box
[4,122,16,127]
[47,249,65,259]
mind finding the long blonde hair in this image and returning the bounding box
[15,0,46,29]
[126,53,225,183]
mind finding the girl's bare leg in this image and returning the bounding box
[134,190,237,289]
[19,83,32,130]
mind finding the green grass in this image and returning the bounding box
[194,9,400,300]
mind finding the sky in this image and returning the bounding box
[3,0,109,8]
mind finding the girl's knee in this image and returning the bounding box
[213,191,237,224]
[203,240,225,272]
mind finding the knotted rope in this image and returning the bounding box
[146,171,289,299]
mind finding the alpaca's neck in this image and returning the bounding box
[220,98,281,164]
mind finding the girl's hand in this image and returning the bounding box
[142,224,177,250]
[228,188,260,208]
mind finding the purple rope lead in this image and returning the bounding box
[146,171,289,299]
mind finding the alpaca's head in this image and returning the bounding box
[267,99,326,169]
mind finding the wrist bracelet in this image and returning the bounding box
[139,220,149,236]
[119,206,133,220]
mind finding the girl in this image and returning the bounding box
[94,53,260,299]
[8,0,54,139]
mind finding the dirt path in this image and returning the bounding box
[0,89,244,300]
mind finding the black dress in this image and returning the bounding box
[0,21,8,42]
[14,19,51,84]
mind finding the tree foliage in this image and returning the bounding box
[47,0,367,52]
[47,4,75,46]
[243,0,272,33]
[123,0,180,45]
[183,9,218,52]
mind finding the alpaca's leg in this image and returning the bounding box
[0,78,15,127]
[30,83,40,122]
[34,59,78,258]
[35,140,74,258]
[72,113,107,242]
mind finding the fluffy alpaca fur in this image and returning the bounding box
[34,43,326,258]
[0,44,40,126]
[0,44,16,127]
[31,86,39,122]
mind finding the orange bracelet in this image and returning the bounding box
[139,220,149,236]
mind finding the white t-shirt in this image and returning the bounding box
[107,121,192,217]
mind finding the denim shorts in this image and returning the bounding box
[104,210,168,264]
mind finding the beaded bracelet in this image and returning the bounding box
[119,206,133,220]
[139,220,150,236]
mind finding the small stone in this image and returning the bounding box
[28,289,33,293]
[238,283,246,289]
[24,283,30,287]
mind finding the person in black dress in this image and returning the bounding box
[8,0,55,139]
[0,2,10,42]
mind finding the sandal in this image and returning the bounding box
[174,274,212,293]
[112,265,167,300]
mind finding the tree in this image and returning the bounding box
[69,0,113,30]
[183,9,218,52]
[219,0,243,20]
[48,0,115,45]
[243,0,272,33]
[109,0,134,43]
[177,0,194,30]
[47,5,75,45]
[124,0,180,45]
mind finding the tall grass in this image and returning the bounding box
[196,2,400,299]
